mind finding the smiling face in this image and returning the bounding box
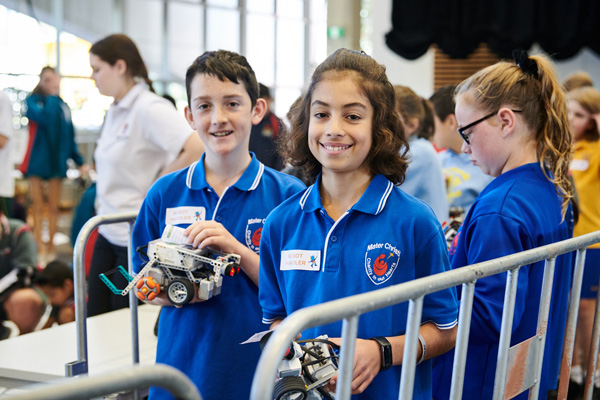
[568,99,593,142]
[308,72,374,178]
[185,73,265,159]
[456,95,507,177]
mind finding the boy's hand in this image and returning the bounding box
[184,220,240,254]
[325,338,381,395]
[184,220,261,286]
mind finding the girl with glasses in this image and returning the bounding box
[432,51,575,399]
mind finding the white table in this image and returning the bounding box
[0,305,160,393]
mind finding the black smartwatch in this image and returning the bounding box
[369,336,393,372]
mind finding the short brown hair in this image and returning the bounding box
[185,50,259,108]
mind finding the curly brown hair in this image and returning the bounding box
[280,48,409,185]
[456,54,574,218]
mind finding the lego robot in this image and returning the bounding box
[260,332,340,400]
[100,238,241,306]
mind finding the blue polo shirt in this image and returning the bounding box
[432,163,574,399]
[438,148,494,213]
[402,137,449,223]
[132,153,305,400]
[259,174,458,400]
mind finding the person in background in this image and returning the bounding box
[564,71,594,92]
[131,50,305,400]
[394,85,449,223]
[86,34,204,317]
[21,67,88,263]
[0,91,14,219]
[429,85,494,215]
[259,48,457,400]
[249,83,283,170]
[0,211,50,339]
[566,86,600,393]
[36,259,75,325]
[432,51,575,399]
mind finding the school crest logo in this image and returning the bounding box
[365,242,401,285]
[449,231,461,257]
[245,218,265,253]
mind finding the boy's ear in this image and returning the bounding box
[64,279,74,295]
[184,105,196,130]
[445,114,458,130]
[251,98,268,125]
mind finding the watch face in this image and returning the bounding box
[370,336,393,371]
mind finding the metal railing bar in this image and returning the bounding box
[335,315,359,399]
[450,280,476,399]
[529,257,557,400]
[398,296,424,400]
[583,276,600,400]
[127,220,140,400]
[251,232,600,400]
[558,248,588,399]
[70,212,138,376]
[493,267,521,400]
[3,364,202,400]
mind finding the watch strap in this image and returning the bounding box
[369,336,392,372]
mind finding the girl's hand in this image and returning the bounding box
[78,164,91,177]
[325,338,381,395]
[184,220,239,254]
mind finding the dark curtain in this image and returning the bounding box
[385,0,600,60]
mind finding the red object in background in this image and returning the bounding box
[84,228,99,277]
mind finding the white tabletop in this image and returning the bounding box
[0,304,160,390]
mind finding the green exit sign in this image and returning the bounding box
[327,26,345,39]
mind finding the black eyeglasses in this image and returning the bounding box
[457,110,522,145]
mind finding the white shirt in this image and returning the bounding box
[0,92,14,198]
[94,83,193,246]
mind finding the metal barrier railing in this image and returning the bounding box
[2,364,202,400]
[251,230,600,400]
[66,212,138,378]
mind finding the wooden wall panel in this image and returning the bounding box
[433,43,501,91]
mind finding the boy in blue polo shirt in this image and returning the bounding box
[258,48,458,400]
[131,50,305,400]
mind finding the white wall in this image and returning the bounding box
[368,0,434,98]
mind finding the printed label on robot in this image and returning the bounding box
[161,224,190,245]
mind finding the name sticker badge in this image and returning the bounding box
[280,250,321,272]
[165,207,206,225]
[570,159,589,171]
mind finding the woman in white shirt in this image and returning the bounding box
[87,34,204,316]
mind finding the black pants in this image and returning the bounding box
[87,233,131,317]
